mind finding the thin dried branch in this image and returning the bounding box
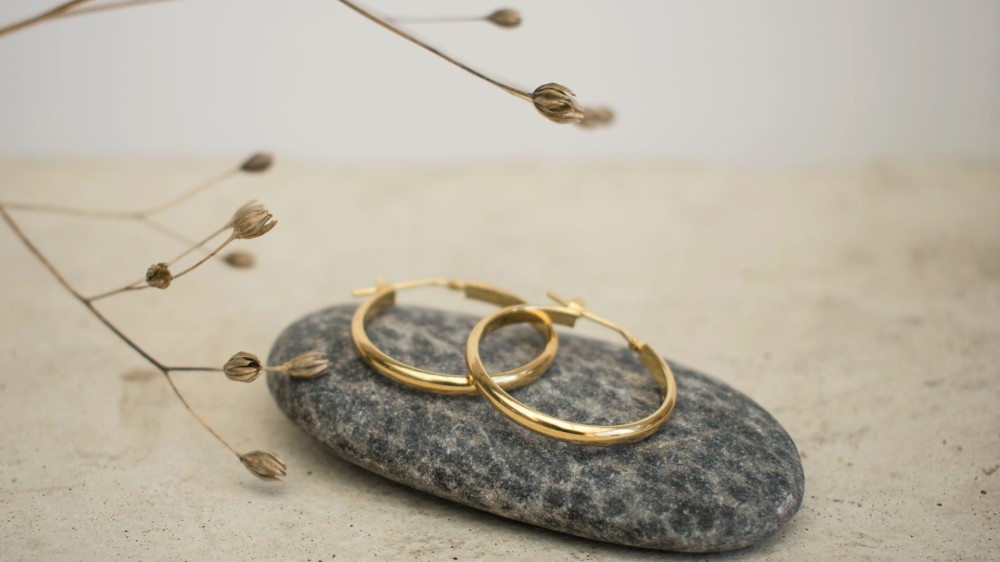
[165,366,222,373]
[1,201,139,219]
[0,204,163,369]
[336,0,532,100]
[337,1,607,124]
[0,199,278,481]
[388,8,522,29]
[86,200,275,302]
[1,0,609,124]
[0,154,270,269]
[167,233,235,279]
[86,221,231,301]
[140,216,213,255]
[53,0,182,20]
[164,223,232,266]
[138,168,239,218]
[86,280,146,302]
[163,371,240,456]
[0,0,95,38]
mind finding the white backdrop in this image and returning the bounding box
[0,0,998,165]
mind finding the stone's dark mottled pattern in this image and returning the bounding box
[267,304,804,553]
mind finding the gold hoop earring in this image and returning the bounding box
[465,292,678,445]
[351,278,559,395]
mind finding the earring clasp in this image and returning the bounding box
[547,291,645,351]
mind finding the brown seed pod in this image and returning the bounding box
[222,250,256,269]
[239,451,287,481]
[240,152,273,173]
[487,8,521,28]
[224,351,263,383]
[531,83,584,124]
[145,263,173,289]
[232,202,277,240]
[283,351,331,379]
[578,106,615,129]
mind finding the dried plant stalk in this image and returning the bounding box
[0,1,613,126]
[335,0,530,101]
[0,157,325,481]
[388,8,522,29]
[0,0,95,38]
[337,1,610,126]
[2,154,273,268]
[0,0,611,481]
[53,0,181,20]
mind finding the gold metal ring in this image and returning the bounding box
[465,292,678,445]
[351,278,558,395]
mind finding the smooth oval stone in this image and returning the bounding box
[267,304,804,553]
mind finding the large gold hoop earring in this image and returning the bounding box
[351,278,558,395]
[465,293,677,445]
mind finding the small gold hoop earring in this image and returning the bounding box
[465,292,678,445]
[351,278,559,395]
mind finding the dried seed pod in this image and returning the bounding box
[240,152,273,173]
[232,202,277,240]
[224,351,263,382]
[487,8,521,28]
[145,263,173,289]
[239,451,287,481]
[531,83,584,124]
[222,250,256,269]
[578,106,615,129]
[283,351,331,379]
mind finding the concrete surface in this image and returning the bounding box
[0,158,997,560]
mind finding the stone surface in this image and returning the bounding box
[268,303,804,553]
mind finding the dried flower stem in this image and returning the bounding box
[162,371,239,456]
[140,216,211,254]
[0,161,247,261]
[87,222,231,301]
[383,8,521,28]
[0,205,162,368]
[138,168,238,218]
[336,0,531,100]
[171,233,235,279]
[2,1,601,123]
[1,201,138,219]
[53,0,181,20]
[0,0,95,38]
[164,223,231,266]
[0,203,247,461]
[2,164,239,220]
[388,9,521,29]
[85,281,144,301]
[386,16,490,24]
[2,202,211,256]
[163,366,312,374]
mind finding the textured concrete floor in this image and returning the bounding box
[0,159,997,560]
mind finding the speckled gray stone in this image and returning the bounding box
[267,304,804,553]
